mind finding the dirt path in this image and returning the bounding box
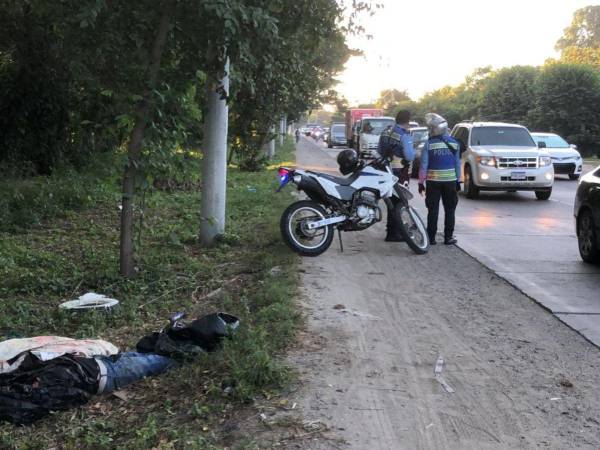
[267,138,600,449]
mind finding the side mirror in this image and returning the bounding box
[537,141,547,149]
[570,144,578,150]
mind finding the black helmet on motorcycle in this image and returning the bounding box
[337,149,359,175]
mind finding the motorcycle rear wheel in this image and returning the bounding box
[395,205,429,254]
[280,200,334,256]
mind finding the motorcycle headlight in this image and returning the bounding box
[477,156,496,167]
[539,156,552,166]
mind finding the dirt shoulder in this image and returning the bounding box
[252,138,600,449]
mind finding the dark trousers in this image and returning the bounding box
[425,180,458,240]
[385,169,407,238]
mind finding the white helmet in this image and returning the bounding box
[425,113,448,137]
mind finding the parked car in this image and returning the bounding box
[451,122,554,200]
[574,165,600,263]
[531,132,583,180]
[327,123,347,148]
[358,116,395,158]
[409,127,429,178]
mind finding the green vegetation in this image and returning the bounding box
[367,63,600,158]
[0,0,368,175]
[585,156,600,165]
[0,139,300,449]
[0,0,376,274]
[317,6,600,157]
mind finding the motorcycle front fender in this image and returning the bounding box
[393,183,413,201]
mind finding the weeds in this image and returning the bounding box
[0,139,299,448]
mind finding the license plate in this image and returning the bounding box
[510,171,526,180]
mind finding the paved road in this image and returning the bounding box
[301,136,600,346]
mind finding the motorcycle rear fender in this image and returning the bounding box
[297,174,330,205]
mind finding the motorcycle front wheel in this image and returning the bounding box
[280,200,334,256]
[395,205,429,254]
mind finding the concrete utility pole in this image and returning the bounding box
[268,125,276,158]
[200,57,229,246]
[279,115,286,146]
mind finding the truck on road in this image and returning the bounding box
[345,108,383,150]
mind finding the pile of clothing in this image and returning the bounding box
[0,312,239,424]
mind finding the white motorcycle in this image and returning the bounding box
[276,150,429,256]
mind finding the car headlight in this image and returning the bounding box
[477,156,496,167]
[539,156,552,166]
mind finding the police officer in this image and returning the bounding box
[418,113,461,245]
[378,110,415,242]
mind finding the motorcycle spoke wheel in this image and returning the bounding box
[397,206,429,254]
[289,208,329,250]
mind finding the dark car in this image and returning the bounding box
[327,123,347,148]
[409,127,429,178]
[574,165,600,263]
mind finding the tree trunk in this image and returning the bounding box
[199,57,230,246]
[119,0,175,278]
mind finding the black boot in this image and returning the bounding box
[385,233,404,242]
[444,236,457,245]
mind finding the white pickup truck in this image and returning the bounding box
[450,122,554,200]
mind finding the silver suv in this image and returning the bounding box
[451,122,554,200]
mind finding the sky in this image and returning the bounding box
[336,0,600,105]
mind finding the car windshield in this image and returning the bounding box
[361,119,395,135]
[411,130,428,142]
[470,126,535,147]
[532,134,569,148]
[331,124,345,135]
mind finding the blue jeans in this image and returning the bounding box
[96,351,177,393]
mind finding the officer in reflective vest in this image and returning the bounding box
[378,110,415,242]
[418,113,461,245]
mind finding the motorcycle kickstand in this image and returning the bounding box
[337,228,344,253]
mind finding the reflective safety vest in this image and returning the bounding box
[378,125,411,169]
[426,137,459,182]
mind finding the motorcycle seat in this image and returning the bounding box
[307,171,360,186]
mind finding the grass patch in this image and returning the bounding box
[584,156,599,166]
[0,139,300,449]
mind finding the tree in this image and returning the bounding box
[120,0,176,277]
[414,86,463,126]
[480,66,538,124]
[556,6,600,50]
[557,6,600,67]
[376,89,411,111]
[0,0,375,275]
[0,2,83,174]
[227,0,353,171]
[531,64,600,155]
[559,46,600,68]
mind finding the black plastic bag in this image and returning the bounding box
[136,312,239,357]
